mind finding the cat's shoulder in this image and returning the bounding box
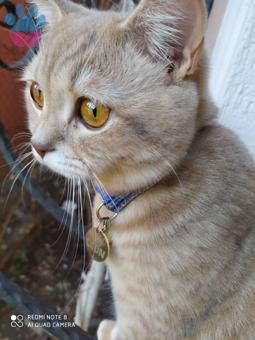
[195,123,254,167]
[186,123,255,192]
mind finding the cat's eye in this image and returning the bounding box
[79,98,110,129]
[30,82,44,109]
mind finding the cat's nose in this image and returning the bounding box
[32,142,54,159]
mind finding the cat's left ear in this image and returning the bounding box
[122,0,207,79]
[31,0,89,30]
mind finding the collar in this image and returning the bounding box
[95,186,148,213]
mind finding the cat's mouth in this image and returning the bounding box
[32,146,89,180]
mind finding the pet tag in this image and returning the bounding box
[86,219,111,262]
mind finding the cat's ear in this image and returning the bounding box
[31,0,88,29]
[123,0,207,78]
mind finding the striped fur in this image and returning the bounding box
[24,1,255,339]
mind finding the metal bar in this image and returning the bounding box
[0,272,96,339]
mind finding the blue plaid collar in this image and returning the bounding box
[95,186,147,213]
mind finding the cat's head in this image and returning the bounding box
[24,0,207,193]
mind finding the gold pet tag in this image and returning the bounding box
[86,222,111,262]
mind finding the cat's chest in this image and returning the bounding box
[106,228,203,338]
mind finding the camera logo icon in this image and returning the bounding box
[11,315,24,328]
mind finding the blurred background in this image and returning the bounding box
[0,0,254,338]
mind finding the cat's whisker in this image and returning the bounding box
[14,142,32,153]
[59,177,68,204]
[82,176,97,270]
[60,177,93,319]
[83,177,94,220]
[67,176,76,258]
[7,156,34,192]
[27,159,36,195]
[59,176,76,265]
[69,176,91,278]
[17,0,255,335]
[157,154,184,190]
[79,177,88,277]
[146,144,184,188]
[62,177,72,230]
[70,177,82,271]
[161,157,184,189]
[55,178,71,267]
[86,166,119,212]
[11,132,31,143]
[52,177,72,260]
[21,159,36,204]
[12,132,31,136]
[0,146,32,170]
[60,177,73,234]
[11,144,32,162]
[0,152,29,169]
[4,158,35,209]
[1,152,33,193]
[135,135,185,190]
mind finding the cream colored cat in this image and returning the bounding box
[24,0,255,339]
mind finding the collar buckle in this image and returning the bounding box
[96,202,118,221]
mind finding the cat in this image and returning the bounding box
[24,0,255,339]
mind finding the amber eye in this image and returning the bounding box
[79,98,110,128]
[30,82,44,109]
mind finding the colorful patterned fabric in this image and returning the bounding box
[4,3,46,48]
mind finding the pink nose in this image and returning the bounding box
[32,143,54,159]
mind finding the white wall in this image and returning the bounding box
[209,0,255,158]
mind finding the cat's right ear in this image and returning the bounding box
[31,0,89,30]
[122,0,207,80]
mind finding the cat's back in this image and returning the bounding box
[176,124,255,339]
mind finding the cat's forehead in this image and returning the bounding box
[34,12,125,83]
[25,10,164,107]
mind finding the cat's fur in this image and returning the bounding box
[24,0,255,339]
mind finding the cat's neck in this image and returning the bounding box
[95,158,169,196]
